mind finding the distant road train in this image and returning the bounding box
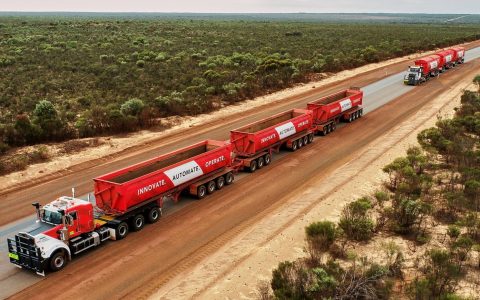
[404,47,465,85]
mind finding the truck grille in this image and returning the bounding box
[7,234,45,275]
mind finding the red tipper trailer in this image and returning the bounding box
[230,108,314,171]
[307,88,364,135]
[414,55,441,76]
[449,47,465,64]
[94,139,234,211]
[436,49,455,70]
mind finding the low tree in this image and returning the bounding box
[339,197,375,241]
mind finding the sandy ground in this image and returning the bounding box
[149,72,477,298]
[0,45,458,191]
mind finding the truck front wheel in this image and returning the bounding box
[49,250,67,272]
[116,222,129,240]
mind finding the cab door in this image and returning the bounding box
[67,211,81,238]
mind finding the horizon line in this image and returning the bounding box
[0,11,477,15]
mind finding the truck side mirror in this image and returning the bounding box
[32,202,41,221]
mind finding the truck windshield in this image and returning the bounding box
[409,68,420,72]
[42,210,62,225]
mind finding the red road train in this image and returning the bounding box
[404,46,465,85]
[8,89,364,274]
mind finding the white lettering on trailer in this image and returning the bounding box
[275,122,296,140]
[205,155,225,167]
[138,179,166,196]
[445,55,452,63]
[429,61,438,69]
[164,161,204,186]
[339,99,352,112]
[261,133,276,144]
[297,120,309,128]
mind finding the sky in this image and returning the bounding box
[0,0,479,14]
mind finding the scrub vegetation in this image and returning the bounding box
[1,15,480,151]
[262,77,480,299]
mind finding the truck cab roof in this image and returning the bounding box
[43,196,91,213]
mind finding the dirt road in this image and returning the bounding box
[5,48,480,299]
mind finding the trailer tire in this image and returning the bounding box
[332,122,337,131]
[116,222,129,240]
[216,176,225,190]
[264,154,271,165]
[207,181,216,194]
[225,172,234,185]
[197,185,207,199]
[257,157,265,169]
[249,160,258,172]
[298,138,303,148]
[131,214,145,232]
[291,140,298,151]
[146,207,161,223]
[303,136,308,145]
[308,134,314,143]
[49,250,67,272]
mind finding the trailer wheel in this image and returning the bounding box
[308,134,314,143]
[225,172,234,185]
[257,157,265,169]
[131,214,145,232]
[197,185,207,199]
[298,138,304,148]
[348,115,353,122]
[264,154,271,165]
[291,140,298,151]
[303,136,308,145]
[207,181,216,194]
[332,122,337,131]
[49,250,67,272]
[216,176,225,190]
[116,222,129,240]
[146,207,161,223]
[249,160,258,172]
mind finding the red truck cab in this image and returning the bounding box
[40,197,95,239]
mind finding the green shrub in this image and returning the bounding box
[339,198,375,241]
